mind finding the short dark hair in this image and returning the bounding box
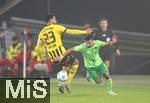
[99,18,108,23]
[84,35,94,41]
[84,23,92,29]
[45,13,55,22]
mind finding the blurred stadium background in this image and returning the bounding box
[0,1,150,103]
[0,0,150,77]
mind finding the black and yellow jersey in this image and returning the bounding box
[35,24,88,61]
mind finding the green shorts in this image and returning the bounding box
[86,63,108,81]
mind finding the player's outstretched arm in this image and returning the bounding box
[63,43,84,57]
[65,28,92,35]
[63,48,75,57]
[57,24,92,35]
[54,48,75,62]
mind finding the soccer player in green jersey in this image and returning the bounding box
[59,35,117,95]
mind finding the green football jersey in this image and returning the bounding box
[74,40,106,68]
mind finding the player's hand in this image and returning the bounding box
[54,56,63,62]
[112,35,118,44]
[86,28,93,34]
[108,35,118,45]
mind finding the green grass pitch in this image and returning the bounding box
[50,76,150,103]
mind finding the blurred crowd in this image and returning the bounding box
[0,35,54,78]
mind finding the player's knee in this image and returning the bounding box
[104,73,110,79]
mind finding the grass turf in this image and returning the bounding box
[50,76,150,103]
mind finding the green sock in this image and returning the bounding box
[105,78,112,92]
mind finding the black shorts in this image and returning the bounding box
[100,46,112,61]
[54,54,76,66]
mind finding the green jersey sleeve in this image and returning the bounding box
[74,43,85,52]
[95,40,106,47]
